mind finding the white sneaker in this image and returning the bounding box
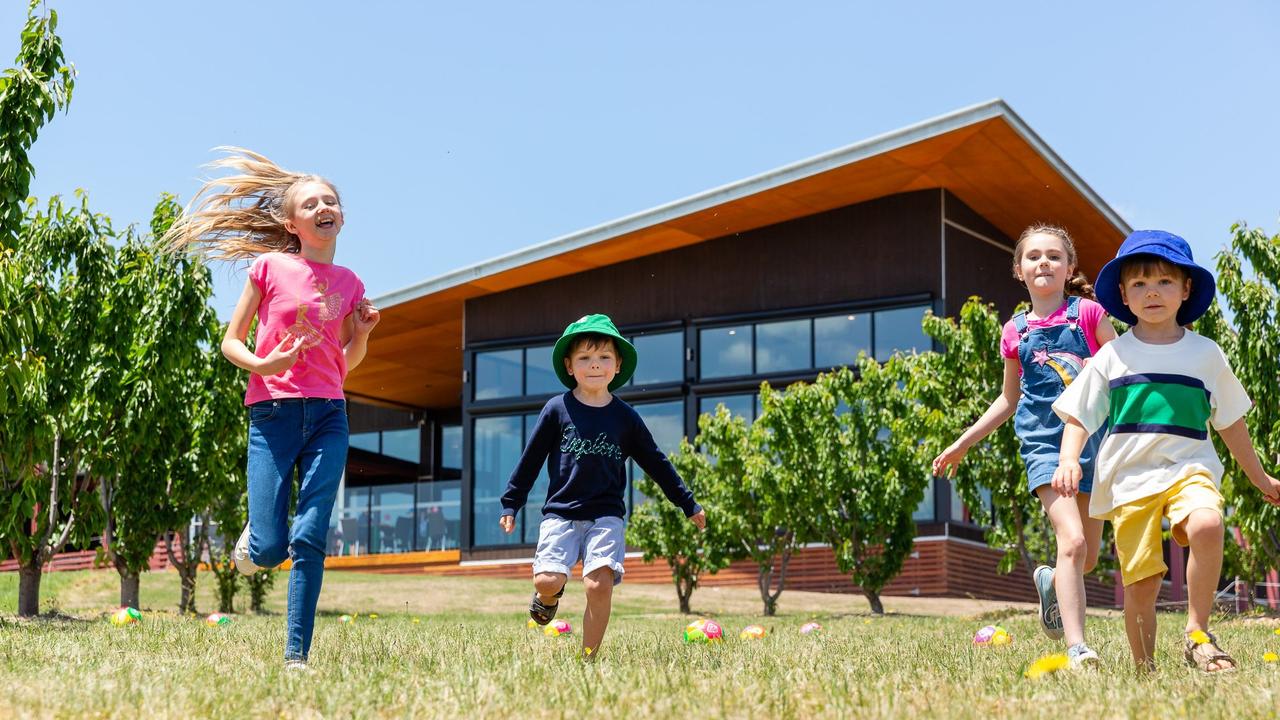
[283,659,311,673]
[1068,643,1100,670]
[233,524,259,576]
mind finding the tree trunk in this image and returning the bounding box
[177,565,198,615]
[119,570,140,609]
[865,588,884,615]
[675,572,693,614]
[17,562,42,617]
[214,563,239,613]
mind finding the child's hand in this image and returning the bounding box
[256,332,304,376]
[1252,474,1280,507]
[931,443,967,478]
[1052,460,1082,498]
[498,514,515,534]
[354,299,381,336]
[688,510,706,531]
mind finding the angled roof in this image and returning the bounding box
[349,99,1130,409]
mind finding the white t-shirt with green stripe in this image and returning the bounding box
[1052,329,1251,520]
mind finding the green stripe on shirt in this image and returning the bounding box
[1110,379,1211,432]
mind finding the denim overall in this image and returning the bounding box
[1012,296,1101,494]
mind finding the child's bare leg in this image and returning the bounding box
[1123,574,1161,671]
[534,572,567,606]
[581,566,614,658]
[1178,508,1224,634]
[1076,493,1104,575]
[1037,486,1090,646]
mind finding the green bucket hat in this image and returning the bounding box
[552,314,637,392]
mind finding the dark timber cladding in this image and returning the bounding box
[943,190,1025,318]
[467,190,944,343]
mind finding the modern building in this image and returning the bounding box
[324,99,1130,599]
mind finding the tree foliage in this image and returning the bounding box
[914,298,1054,572]
[627,441,741,614]
[1200,222,1280,582]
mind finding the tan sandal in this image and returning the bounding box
[1184,630,1238,673]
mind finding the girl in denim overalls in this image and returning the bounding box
[932,224,1116,669]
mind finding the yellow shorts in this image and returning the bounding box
[1112,473,1223,586]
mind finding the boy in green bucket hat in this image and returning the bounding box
[500,314,706,658]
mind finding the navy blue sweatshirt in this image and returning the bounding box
[500,392,701,521]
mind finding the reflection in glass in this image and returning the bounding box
[440,425,462,472]
[755,319,810,374]
[349,432,379,454]
[416,480,461,551]
[913,476,935,522]
[699,325,752,379]
[474,349,523,400]
[874,306,930,361]
[472,416,524,546]
[381,428,420,464]
[631,332,683,385]
[522,413,550,544]
[627,400,685,511]
[699,394,756,424]
[370,483,415,553]
[331,486,369,556]
[815,313,871,368]
[524,344,562,396]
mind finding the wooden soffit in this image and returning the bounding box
[347,100,1129,409]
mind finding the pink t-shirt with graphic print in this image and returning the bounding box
[999,297,1108,361]
[244,252,366,405]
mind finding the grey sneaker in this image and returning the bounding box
[233,524,259,576]
[1067,642,1100,670]
[1033,564,1064,640]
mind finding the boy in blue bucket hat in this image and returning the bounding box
[499,314,706,658]
[1052,230,1280,673]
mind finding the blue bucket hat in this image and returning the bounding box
[1095,230,1215,326]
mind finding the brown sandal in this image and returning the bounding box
[1184,630,1238,673]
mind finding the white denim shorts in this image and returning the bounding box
[532,515,626,586]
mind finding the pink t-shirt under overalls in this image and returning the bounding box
[244,252,365,406]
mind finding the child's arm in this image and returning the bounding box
[628,416,705,528]
[498,408,557,533]
[342,298,381,372]
[1216,418,1280,505]
[1093,313,1118,347]
[1051,417,1089,497]
[221,277,303,376]
[931,357,1020,477]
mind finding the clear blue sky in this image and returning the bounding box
[8,2,1279,319]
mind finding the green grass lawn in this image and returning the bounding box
[2,569,1279,719]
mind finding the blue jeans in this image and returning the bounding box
[245,397,348,661]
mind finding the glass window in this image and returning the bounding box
[699,393,756,424]
[521,413,551,544]
[382,428,420,464]
[815,313,871,368]
[416,480,461,552]
[474,349,523,400]
[950,481,965,523]
[369,483,416,554]
[349,432,379,454]
[630,332,684,385]
[332,486,370,556]
[472,415,524,546]
[755,319,811,374]
[699,325,752,379]
[628,400,685,511]
[913,477,935,522]
[524,344,562,396]
[440,425,462,472]
[874,306,930,361]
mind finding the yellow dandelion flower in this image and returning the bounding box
[369,613,379,619]
[1273,628,1280,636]
[1187,630,1211,645]
[1264,652,1279,663]
[1024,653,1069,680]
